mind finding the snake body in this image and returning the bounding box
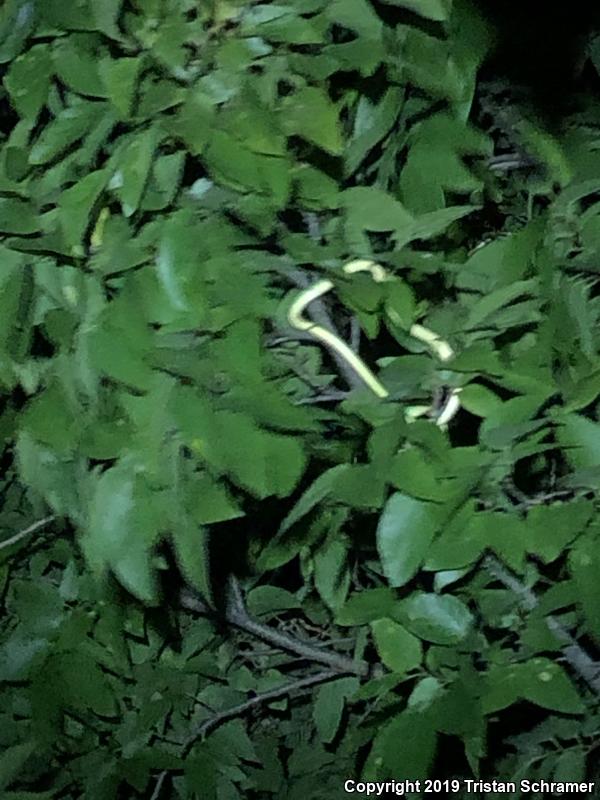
[287,260,461,427]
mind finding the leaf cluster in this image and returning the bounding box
[2,0,600,797]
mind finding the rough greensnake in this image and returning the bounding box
[287,259,461,427]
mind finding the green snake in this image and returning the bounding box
[287,259,461,427]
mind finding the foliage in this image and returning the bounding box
[2,0,600,797]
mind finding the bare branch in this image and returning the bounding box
[180,576,370,678]
[303,212,322,242]
[488,152,537,172]
[504,479,574,509]
[484,555,600,694]
[349,316,361,353]
[294,391,350,405]
[0,515,55,552]
[149,770,168,800]
[183,669,338,751]
[149,668,343,791]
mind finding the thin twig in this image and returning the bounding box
[349,317,361,353]
[294,391,350,405]
[504,479,574,509]
[180,576,370,678]
[484,555,600,694]
[487,152,538,173]
[0,515,55,552]
[520,490,575,508]
[149,770,168,800]
[303,212,322,243]
[183,669,338,751]
[267,330,315,347]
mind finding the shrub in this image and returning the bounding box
[1,1,600,797]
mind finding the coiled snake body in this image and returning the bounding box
[287,260,461,427]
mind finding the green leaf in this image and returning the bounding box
[558,413,600,468]
[480,394,549,451]
[335,588,397,626]
[185,754,217,797]
[395,591,474,645]
[22,382,81,453]
[569,533,600,643]
[154,209,205,317]
[168,89,215,155]
[246,586,300,617]
[459,384,503,418]
[172,522,212,604]
[52,35,106,97]
[527,500,593,564]
[58,169,108,254]
[15,433,81,519]
[483,659,585,715]
[479,664,521,714]
[0,742,35,791]
[293,164,340,209]
[0,632,48,682]
[457,223,542,291]
[4,44,53,119]
[407,677,444,711]
[112,128,161,217]
[377,493,443,587]
[172,390,306,499]
[563,369,600,412]
[244,7,323,45]
[221,91,285,156]
[363,711,437,780]
[313,537,350,611]
[381,0,450,21]
[141,151,185,211]
[325,0,382,40]
[281,466,351,534]
[553,749,586,783]
[343,187,414,252]
[82,462,160,603]
[99,56,142,118]
[346,87,402,175]
[37,650,116,716]
[371,618,422,674]
[411,205,478,241]
[149,211,207,330]
[205,131,290,205]
[400,115,488,213]
[29,102,105,165]
[0,198,39,235]
[378,355,436,398]
[388,448,441,501]
[313,677,358,743]
[187,473,244,525]
[0,0,37,64]
[464,279,537,330]
[83,462,134,568]
[281,87,343,155]
[384,280,416,330]
[435,681,483,740]
[40,1,96,31]
[425,503,488,571]
[92,0,123,38]
[330,463,386,508]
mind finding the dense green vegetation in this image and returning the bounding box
[2,0,600,797]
